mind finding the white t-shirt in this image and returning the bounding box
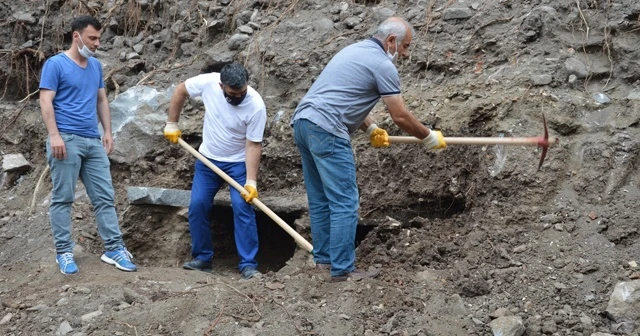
[185,73,267,162]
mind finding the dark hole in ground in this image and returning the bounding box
[209,205,302,274]
[356,195,466,245]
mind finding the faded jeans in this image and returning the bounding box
[188,159,258,271]
[46,133,124,254]
[293,119,358,277]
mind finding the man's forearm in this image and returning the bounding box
[97,100,112,134]
[40,102,59,137]
[245,141,261,182]
[360,116,376,132]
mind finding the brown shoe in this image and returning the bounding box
[315,263,331,271]
[331,268,380,283]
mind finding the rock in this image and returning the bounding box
[565,57,588,78]
[228,34,251,50]
[13,12,37,24]
[125,52,140,60]
[2,154,32,174]
[180,42,198,56]
[133,43,145,54]
[443,8,474,20]
[590,333,615,336]
[80,310,102,322]
[26,303,48,311]
[373,7,395,22]
[626,90,640,100]
[488,316,525,336]
[0,313,13,325]
[490,307,510,319]
[541,320,557,334]
[512,245,528,253]
[344,16,361,28]
[207,19,225,36]
[237,25,254,34]
[127,187,193,207]
[531,74,552,86]
[123,288,150,304]
[56,321,73,336]
[203,48,236,72]
[605,280,640,323]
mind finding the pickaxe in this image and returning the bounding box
[388,114,558,170]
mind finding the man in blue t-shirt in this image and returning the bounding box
[39,15,136,275]
[291,17,447,282]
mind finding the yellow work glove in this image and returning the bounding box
[163,122,182,144]
[366,124,390,148]
[423,129,447,150]
[242,179,258,203]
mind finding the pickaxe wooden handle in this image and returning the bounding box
[177,138,313,253]
[388,114,558,170]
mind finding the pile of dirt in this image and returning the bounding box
[1,0,640,335]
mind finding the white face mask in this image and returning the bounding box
[76,34,95,58]
[386,40,398,63]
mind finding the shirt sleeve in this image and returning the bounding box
[97,60,105,89]
[374,60,402,97]
[185,73,220,98]
[246,103,267,142]
[39,58,60,92]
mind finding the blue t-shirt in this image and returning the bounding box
[39,53,105,138]
[291,38,401,139]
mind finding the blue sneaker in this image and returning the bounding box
[101,248,137,272]
[56,252,79,275]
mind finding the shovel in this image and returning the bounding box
[388,114,558,170]
[177,138,313,253]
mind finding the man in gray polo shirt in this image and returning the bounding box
[291,17,446,282]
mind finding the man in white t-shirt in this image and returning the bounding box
[163,63,267,279]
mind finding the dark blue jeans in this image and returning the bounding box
[188,159,258,271]
[293,119,358,277]
[46,133,124,254]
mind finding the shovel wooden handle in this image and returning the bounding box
[389,136,558,146]
[177,138,313,253]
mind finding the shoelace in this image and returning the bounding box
[117,249,133,261]
[59,252,74,265]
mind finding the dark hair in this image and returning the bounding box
[71,15,102,33]
[220,63,249,89]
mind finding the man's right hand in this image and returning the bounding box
[49,134,67,160]
[163,122,182,144]
[422,130,447,150]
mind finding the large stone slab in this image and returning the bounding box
[127,186,307,213]
[606,280,640,323]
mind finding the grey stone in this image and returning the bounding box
[605,280,640,323]
[531,74,552,86]
[171,20,184,34]
[247,22,260,30]
[80,310,102,322]
[344,16,362,29]
[237,25,254,34]
[590,333,615,336]
[133,43,145,54]
[0,313,13,325]
[108,19,119,31]
[180,42,198,56]
[125,52,140,60]
[21,40,33,48]
[13,12,37,24]
[443,8,474,20]
[2,154,31,173]
[123,288,150,304]
[203,48,236,71]
[207,19,226,36]
[488,316,525,336]
[565,57,589,78]
[127,186,308,213]
[228,34,250,50]
[490,307,510,319]
[56,321,73,336]
[626,90,640,100]
[373,7,396,22]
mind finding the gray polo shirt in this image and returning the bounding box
[291,38,401,139]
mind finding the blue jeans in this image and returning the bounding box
[293,119,358,277]
[188,159,258,271]
[46,133,125,254]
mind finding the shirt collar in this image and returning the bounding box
[369,37,386,52]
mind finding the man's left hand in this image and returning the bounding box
[102,133,114,154]
[367,124,390,148]
[242,179,258,203]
